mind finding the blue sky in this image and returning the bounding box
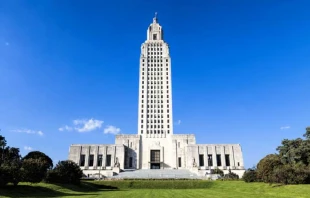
[0,0,310,168]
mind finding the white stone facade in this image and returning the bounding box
[68,15,245,178]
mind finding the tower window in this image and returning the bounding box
[153,34,157,40]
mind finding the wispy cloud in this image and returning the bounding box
[175,120,181,125]
[59,118,103,133]
[11,129,44,136]
[103,125,121,135]
[58,125,73,132]
[280,126,290,130]
[24,146,33,151]
[74,119,103,132]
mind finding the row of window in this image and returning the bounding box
[142,68,169,71]
[142,59,168,62]
[80,154,111,167]
[141,104,169,108]
[141,119,169,123]
[148,48,162,51]
[141,130,170,134]
[141,125,170,129]
[177,155,233,167]
[141,100,170,104]
[141,109,170,113]
[141,114,170,118]
[148,52,163,55]
[141,86,169,90]
[142,90,168,94]
[141,72,169,76]
[141,64,169,67]
[146,43,163,47]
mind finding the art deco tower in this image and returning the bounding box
[138,14,173,138]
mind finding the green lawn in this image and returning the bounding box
[1,181,310,198]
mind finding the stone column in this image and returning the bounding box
[84,146,90,169]
[93,146,99,169]
[161,146,164,169]
[221,146,226,168]
[204,146,208,168]
[102,146,107,169]
[213,146,217,168]
[230,145,235,168]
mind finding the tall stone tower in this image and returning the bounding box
[138,13,173,138]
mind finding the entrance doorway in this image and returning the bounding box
[150,150,160,169]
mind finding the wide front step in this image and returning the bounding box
[113,169,199,179]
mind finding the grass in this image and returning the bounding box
[0,180,310,198]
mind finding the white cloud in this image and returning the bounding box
[24,146,33,151]
[73,118,103,132]
[11,129,44,136]
[280,126,290,130]
[59,118,103,133]
[58,125,73,132]
[175,120,181,125]
[103,125,121,135]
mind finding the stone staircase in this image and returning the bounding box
[112,169,200,179]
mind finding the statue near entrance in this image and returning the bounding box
[192,157,197,167]
[114,157,120,168]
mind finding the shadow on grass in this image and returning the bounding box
[0,182,120,198]
[0,185,98,197]
[52,181,119,192]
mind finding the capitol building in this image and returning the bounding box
[68,14,245,178]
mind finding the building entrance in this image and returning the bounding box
[150,150,160,169]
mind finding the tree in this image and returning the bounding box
[0,135,7,164]
[45,160,83,185]
[242,168,258,182]
[22,158,48,183]
[23,151,53,169]
[257,154,282,183]
[0,136,22,187]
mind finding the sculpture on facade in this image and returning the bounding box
[114,157,120,168]
[192,157,197,167]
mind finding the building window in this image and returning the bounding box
[129,157,133,167]
[151,150,160,162]
[216,154,222,166]
[141,130,143,134]
[97,155,103,167]
[89,155,94,167]
[225,154,230,166]
[80,155,85,166]
[208,155,213,166]
[130,142,133,148]
[178,157,182,167]
[106,155,112,166]
[199,154,204,166]
[178,142,180,148]
[153,34,157,40]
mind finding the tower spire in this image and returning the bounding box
[153,12,158,23]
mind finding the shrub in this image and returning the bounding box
[224,170,239,180]
[45,160,83,185]
[211,168,224,177]
[242,168,257,182]
[22,158,48,183]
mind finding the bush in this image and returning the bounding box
[224,170,239,180]
[45,160,83,185]
[22,158,48,183]
[243,168,258,182]
[211,168,224,177]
